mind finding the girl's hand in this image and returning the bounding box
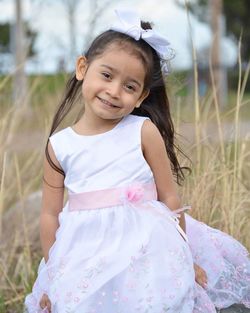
[194,263,208,288]
[39,293,51,312]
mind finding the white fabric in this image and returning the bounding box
[50,115,154,193]
[111,8,171,59]
[25,115,196,312]
[24,114,250,313]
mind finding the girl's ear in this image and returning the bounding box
[135,90,150,108]
[76,56,88,81]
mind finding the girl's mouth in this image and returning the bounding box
[97,97,119,108]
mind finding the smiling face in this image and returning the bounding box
[76,44,149,123]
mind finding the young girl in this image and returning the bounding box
[25,9,250,313]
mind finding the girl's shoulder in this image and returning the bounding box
[48,115,151,145]
[49,126,70,141]
[123,114,151,127]
[48,127,75,171]
[49,127,72,158]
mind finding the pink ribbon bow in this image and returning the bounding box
[124,183,144,203]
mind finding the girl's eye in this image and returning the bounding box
[101,72,111,79]
[125,84,136,92]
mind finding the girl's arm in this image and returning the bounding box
[141,120,185,232]
[40,142,65,263]
[142,120,208,287]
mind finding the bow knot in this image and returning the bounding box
[110,9,175,74]
[126,25,143,40]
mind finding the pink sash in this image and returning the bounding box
[68,182,191,242]
[68,182,157,211]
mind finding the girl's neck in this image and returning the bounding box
[73,113,124,136]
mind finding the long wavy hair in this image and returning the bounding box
[45,22,191,186]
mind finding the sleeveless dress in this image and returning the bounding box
[24,114,250,313]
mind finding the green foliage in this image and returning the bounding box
[26,23,37,57]
[0,294,6,313]
[223,0,250,59]
[0,22,37,56]
[0,73,68,107]
[31,73,69,96]
[0,23,9,52]
[175,0,250,62]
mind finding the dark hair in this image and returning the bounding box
[45,21,191,186]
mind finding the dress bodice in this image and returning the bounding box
[49,114,154,194]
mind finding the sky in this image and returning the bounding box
[0,0,238,74]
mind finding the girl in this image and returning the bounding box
[25,9,250,313]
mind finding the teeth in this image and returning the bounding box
[100,98,117,108]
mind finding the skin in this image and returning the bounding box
[73,44,149,134]
[39,44,207,311]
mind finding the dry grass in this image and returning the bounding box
[0,74,65,312]
[0,62,250,312]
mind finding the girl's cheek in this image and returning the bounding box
[81,83,89,97]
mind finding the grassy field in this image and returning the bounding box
[0,70,250,312]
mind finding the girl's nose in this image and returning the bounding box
[106,82,121,98]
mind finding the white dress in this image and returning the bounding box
[24,114,250,313]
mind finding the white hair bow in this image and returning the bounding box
[110,8,175,74]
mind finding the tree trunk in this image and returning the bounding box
[210,0,227,107]
[13,0,27,106]
[66,0,78,70]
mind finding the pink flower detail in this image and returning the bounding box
[124,184,144,203]
[126,281,136,290]
[113,290,119,296]
[66,292,72,298]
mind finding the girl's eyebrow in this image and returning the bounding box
[100,64,142,87]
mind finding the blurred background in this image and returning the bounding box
[0,0,249,312]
